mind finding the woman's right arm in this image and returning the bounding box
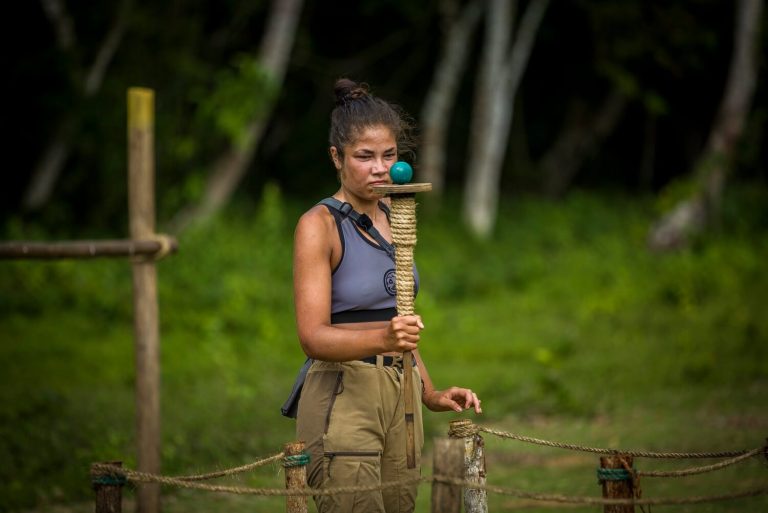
[293,208,421,361]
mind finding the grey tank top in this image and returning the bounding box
[327,203,419,324]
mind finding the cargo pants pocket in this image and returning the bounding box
[317,451,383,513]
[296,368,345,490]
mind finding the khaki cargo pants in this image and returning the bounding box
[296,357,424,513]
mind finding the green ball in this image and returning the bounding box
[390,161,413,184]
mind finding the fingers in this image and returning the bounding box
[393,315,424,331]
[447,387,483,414]
[388,315,424,351]
[470,392,482,414]
[446,398,463,413]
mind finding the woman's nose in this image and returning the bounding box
[372,157,388,173]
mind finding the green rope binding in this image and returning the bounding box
[283,453,310,468]
[92,475,127,486]
[597,468,634,482]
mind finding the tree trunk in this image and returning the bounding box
[541,87,627,198]
[24,0,132,211]
[648,0,763,251]
[169,0,304,233]
[23,120,76,211]
[463,0,550,238]
[419,0,484,197]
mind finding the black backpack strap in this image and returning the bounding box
[280,357,312,418]
[378,201,391,222]
[318,198,395,259]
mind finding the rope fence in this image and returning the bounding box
[90,420,768,513]
[450,422,753,459]
[90,462,768,505]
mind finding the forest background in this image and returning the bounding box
[1,0,767,512]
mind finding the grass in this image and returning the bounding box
[2,187,767,512]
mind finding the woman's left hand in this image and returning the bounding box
[424,387,482,414]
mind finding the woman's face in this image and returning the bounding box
[331,125,396,200]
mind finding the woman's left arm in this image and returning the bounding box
[413,350,482,414]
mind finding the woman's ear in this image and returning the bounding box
[329,146,342,170]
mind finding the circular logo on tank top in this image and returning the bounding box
[383,269,396,296]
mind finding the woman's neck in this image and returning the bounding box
[334,191,380,220]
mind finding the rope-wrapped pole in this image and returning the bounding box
[599,455,636,513]
[374,181,431,469]
[449,419,488,513]
[92,461,125,513]
[390,194,418,316]
[284,441,308,513]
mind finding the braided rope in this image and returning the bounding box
[450,423,753,459]
[637,447,766,477]
[389,195,417,315]
[166,453,284,481]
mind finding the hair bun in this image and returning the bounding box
[334,78,370,106]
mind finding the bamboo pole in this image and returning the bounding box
[284,441,308,513]
[91,461,124,513]
[431,437,464,513]
[128,87,161,513]
[599,455,635,513]
[0,238,177,259]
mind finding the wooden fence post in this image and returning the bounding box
[449,419,488,513]
[431,437,464,513]
[284,441,308,513]
[91,461,124,513]
[128,87,161,513]
[599,454,635,513]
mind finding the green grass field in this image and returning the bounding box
[2,188,767,512]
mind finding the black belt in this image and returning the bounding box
[332,307,397,324]
[358,355,416,366]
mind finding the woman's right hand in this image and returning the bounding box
[384,315,424,352]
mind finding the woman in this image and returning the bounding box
[293,78,481,513]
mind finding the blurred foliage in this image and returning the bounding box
[2,187,767,510]
[6,0,766,231]
[192,54,277,148]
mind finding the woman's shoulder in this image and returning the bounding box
[299,202,335,224]
[295,203,336,240]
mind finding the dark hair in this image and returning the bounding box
[329,78,415,161]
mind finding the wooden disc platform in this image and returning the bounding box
[372,183,433,194]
